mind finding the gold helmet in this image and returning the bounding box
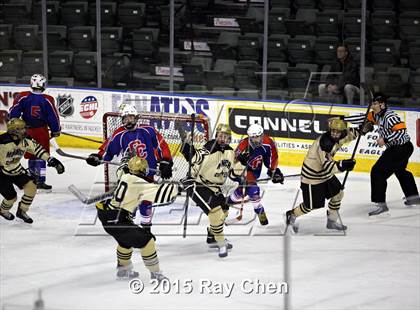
[329,118,347,131]
[216,123,232,135]
[7,118,26,139]
[127,156,149,176]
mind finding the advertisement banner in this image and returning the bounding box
[0,84,418,175]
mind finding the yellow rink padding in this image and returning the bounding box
[54,135,103,149]
[55,135,420,177]
[278,150,420,176]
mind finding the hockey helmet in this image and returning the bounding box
[120,104,138,130]
[328,118,347,140]
[7,118,26,140]
[215,123,232,148]
[247,123,264,148]
[30,74,46,91]
[127,156,149,176]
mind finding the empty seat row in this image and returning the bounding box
[2,1,147,28]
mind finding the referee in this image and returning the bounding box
[344,93,419,216]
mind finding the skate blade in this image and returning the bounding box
[37,189,52,193]
[368,211,390,218]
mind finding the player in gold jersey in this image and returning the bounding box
[96,156,180,281]
[0,118,64,223]
[285,119,365,232]
[180,123,244,258]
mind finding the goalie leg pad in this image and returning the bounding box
[208,206,225,243]
[140,239,160,273]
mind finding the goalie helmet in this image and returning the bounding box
[247,123,264,148]
[127,156,149,176]
[7,118,26,140]
[30,74,46,91]
[120,104,138,130]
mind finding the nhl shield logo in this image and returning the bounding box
[57,94,74,118]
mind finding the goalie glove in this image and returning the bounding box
[47,157,65,174]
[86,153,102,166]
[268,168,284,184]
[337,159,356,172]
[159,160,173,179]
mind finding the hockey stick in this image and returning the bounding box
[60,132,103,144]
[182,113,195,238]
[256,174,301,183]
[69,184,178,207]
[50,138,120,166]
[341,84,374,189]
[68,184,114,204]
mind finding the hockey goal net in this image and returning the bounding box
[103,112,210,190]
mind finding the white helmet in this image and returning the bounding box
[120,104,138,117]
[120,104,138,130]
[30,74,46,91]
[247,123,264,137]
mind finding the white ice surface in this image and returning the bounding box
[1,148,419,310]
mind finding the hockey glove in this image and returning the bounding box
[180,177,195,191]
[237,152,250,166]
[47,157,65,174]
[268,168,284,184]
[51,131,61,138]
[337,159,356,172]
[360,121,374,135]
[86,153,102,166]
[159,160,173,179]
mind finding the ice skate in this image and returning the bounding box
[37,182,52,192]
[16,208,33,224]
[404,195,420,207]
[257,211,269,225]
[326,218,347,231]
[206,227,216,245]
[368,202,390,217]
[285,210,298,233]
[0,210,15,221]
[150,271,168,283]
[116,264,139,280]
[217,240,233,258]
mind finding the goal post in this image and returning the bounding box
[102,111,210,191]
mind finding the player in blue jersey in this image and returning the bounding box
[86,104,173,232]
[227,123,284,225]
[9,74,61,191]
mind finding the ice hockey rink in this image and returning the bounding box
[1,148,419,310]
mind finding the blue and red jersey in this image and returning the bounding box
[235,135,278,183]
[9,91,61,133]
[102,125,172,177]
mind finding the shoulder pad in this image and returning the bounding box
[319,133,335,153]
[0,133,13,144]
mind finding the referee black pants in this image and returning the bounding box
[371,141,418,203]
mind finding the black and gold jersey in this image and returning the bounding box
[0,133,49,176]
[301,129,358,185]
[189,140,244,191]
[104,173,179,213]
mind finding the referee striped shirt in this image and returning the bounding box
[344,109,410,148]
